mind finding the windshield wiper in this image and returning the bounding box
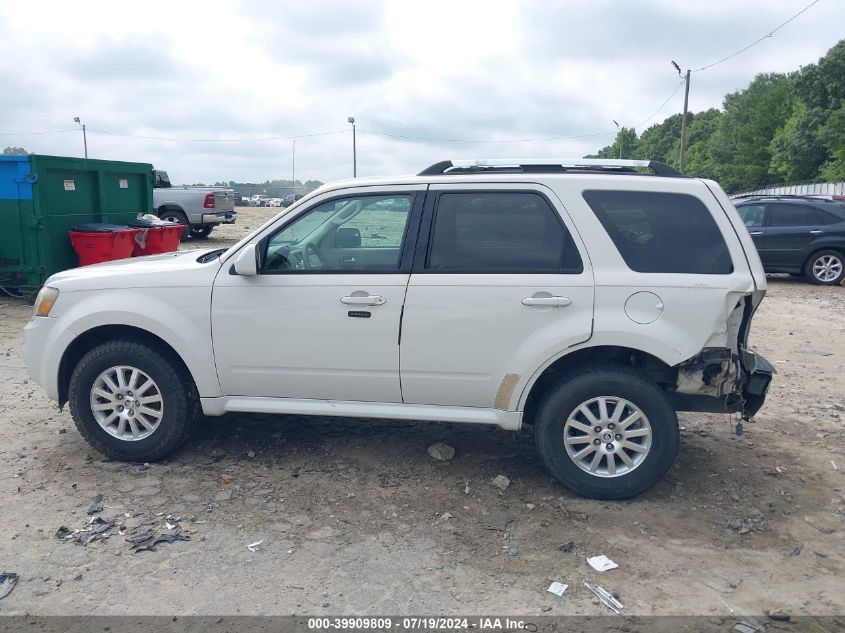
[196,248,226,263]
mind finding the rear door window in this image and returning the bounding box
[425,192,583,273]
[583,190,733,274]
[768,204,815,227]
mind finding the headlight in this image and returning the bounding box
[33,286,59,317]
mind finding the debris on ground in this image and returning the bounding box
[587,554,618,572]
[558,541,576,553]
[733,617,765,633]
[55,517,116,545]
[86,494,103,515]
[703,577,740,594]
[131,532,190,554]
[247,539,264,552]
[490,475,510,491]
[0,573,18,600]
[547,581,568,597]
[427,442,455,461]
[483,510,514,531]
[504,534,520,556]
[727,512,765,534]
[585,582,623,614]
[765,610,790,622]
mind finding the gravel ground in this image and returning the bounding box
[0,206,843,616]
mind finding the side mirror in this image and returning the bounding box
[233,243,259,276]
[336,226,361,248]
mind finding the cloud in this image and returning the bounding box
[0,0,843,184]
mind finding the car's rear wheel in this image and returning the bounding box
[189,225,213,239]
[804,249,844,285]
[158,208,189,240]
[68,339,200,461]
[533,365,679,500]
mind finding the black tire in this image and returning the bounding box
[533,365,679,500]
[68,339,200,462]
[803,249,845,286]
[158,208,190,240]
[189,225,213,239]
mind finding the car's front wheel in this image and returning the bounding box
[804,249,844,285]
[533,365,679,500]
[68,339,200,461]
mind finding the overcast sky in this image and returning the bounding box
[1,0,843,185]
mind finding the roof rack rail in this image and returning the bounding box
[732,193,833,201]
[417,158,684,178]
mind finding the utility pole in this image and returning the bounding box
[292,139,296,193]
[612,120,623,159]
[348,116,357,177]
[73,116,88,158]
[672,62,691,173]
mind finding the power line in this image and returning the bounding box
[632,80,686,130]
[0,129,76,136]
[693,0,821,72]
[86,128,349,142]
[358,129,614,143]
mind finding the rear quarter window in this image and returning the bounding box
[582,190,733,274]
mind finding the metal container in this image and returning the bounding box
[0,154,154,296]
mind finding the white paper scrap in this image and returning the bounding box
[247,539,264,552]
[587,555,618,572]
[547,582,568,597]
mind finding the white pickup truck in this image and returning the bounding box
[153,170,236,239]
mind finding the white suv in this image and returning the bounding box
[24,159,774,499]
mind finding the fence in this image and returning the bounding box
[730,181,845,198]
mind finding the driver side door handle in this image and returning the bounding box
[340,294,386,306]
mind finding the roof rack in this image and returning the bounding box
[732,193,836,201]
[418,159,684,178]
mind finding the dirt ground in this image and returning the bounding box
[0,205,843,617]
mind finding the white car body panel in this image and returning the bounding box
[400,182,595,409]
[211,272,408,402]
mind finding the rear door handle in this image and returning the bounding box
[749,231,764,236]
[809,230,823,235]
[341,294,386,306]
[522,296,572,307]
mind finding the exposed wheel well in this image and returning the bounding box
[522,346,676,426]
[58,325,194,408]
[803,246,845,268]
[157,204,188,219]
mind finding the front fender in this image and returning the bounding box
[57,287,221,398]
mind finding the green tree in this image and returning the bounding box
[2,146,28,155]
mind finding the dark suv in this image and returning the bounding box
[734,195,845,285]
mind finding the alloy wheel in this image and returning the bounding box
[563,396,652,478]
[89,365,164,441]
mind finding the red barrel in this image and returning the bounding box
[129,219,184,256]
[68,224,141,266]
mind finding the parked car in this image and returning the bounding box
[249,195,269,207]
[233,192,245,206]
[281,193,304,207]
[24,158,773,500]
[153,170,236,239]
[268,198,283,207]
[734,195,845,285]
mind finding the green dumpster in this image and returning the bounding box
[0,154,154,297]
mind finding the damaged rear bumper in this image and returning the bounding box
[739,350,774,418]
[669,349,773,418]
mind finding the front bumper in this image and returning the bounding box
[740,350,774,418]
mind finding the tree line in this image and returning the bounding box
[587,39,845,192]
